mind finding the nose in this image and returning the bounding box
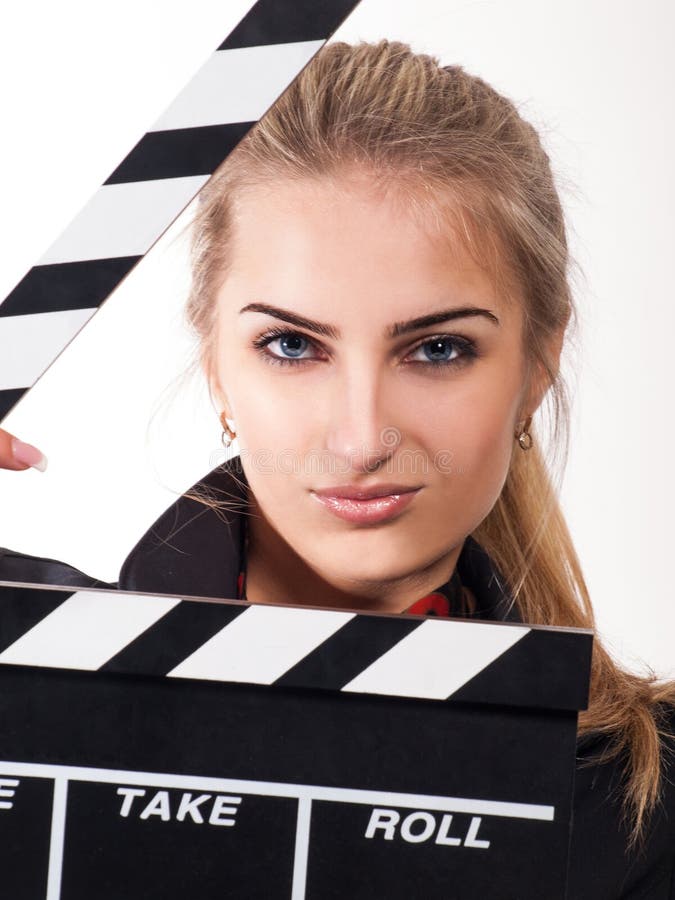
[324,364,400,474]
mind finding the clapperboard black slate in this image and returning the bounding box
[0,581,593,899]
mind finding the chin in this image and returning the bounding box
[306,541,422,586]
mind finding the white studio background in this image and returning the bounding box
[0,0,672,678]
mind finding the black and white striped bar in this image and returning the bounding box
[0,583,592,710]
[0,0,362,423]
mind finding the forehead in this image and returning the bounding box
[222,171,522,328]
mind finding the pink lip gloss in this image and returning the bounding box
[310,490,420,524]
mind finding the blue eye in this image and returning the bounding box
[272,332,308,358]
[252,328,320,365]
[411,337,459,364]
[405,335,478,373]
[251,327,477,371]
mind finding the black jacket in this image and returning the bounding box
[1,454,675,898]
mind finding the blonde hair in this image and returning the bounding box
[185,39,675,846]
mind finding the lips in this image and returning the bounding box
[310,484,422,525]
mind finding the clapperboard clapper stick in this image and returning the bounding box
[0,581,592,899]
[0,0,362,421]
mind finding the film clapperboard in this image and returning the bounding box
[0,584,592,899]
[0,1,594,897]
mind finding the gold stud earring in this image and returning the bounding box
[219,410,237,448]
[515,415,533,451]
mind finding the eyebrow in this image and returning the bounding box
[239,302,500,339]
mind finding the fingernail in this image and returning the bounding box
[11,438,48,472]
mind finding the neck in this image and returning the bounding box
[243,493,464,615]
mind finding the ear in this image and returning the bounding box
[212,385,234,422]
[200,351,233,421]
[521,325,565,419]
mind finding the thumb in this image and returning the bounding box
[0,429,48,472]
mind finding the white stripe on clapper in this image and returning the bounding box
[341,620,531,700]
[0,308,95,391]
[37,176,209,266]
[168,605,354,683]
[0,591,181,670]
[150,41,324,132]
[46,777,68,900]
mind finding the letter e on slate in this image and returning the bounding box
[0,779,19,811]
[208,795,242,827]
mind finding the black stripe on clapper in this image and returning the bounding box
[0,257,141,318]
[219,0,361,50]
[0,389,27,422]
[104,122,255,185]
[449,629,594,712]
[0,585,71,653]
[100,600,248,676]
[275,615,423,691]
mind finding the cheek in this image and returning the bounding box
[427,376,523,519]
[238,382,292,448]
[452,397,516,522]
[217,349,303,453]
[460,411,514,484]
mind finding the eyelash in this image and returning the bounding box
[251,326,478,372]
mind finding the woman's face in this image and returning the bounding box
[212,169,544,611]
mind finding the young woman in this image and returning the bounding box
[2,39,674,897]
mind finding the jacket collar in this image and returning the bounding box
[119,454,521,623]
